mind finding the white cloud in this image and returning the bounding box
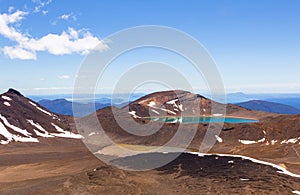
[32,0,52,13]
[60,13,76,21]
[0,10,108,60]
[8,6,14,13]
[2,46,36,60]
[0,10,29,42]
[42,10,48,15]
[58,75,71,79]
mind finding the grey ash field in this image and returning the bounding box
[1,89,300,194]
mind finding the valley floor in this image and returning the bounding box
[0,139,300,195]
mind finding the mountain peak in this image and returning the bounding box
[6,88,23,96]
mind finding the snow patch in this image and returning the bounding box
[29,101,53,116]
[3,102,10,106]
[128,110,141,119]
[13,136,39,143]
[51,123,65,133]
[27,119,53,137]
[281,138,299,144]
[213,114,223,117]
[228,160,234,164]
[33,129,54,138]
[151,109,160,115]
[240,178,249,181]
[51,123,83,139]
[239,137,265,145]
[0,121,13,142]
[148,101,156,107]
[215,135,223,143]
[178,104,183,111]
[239,140,257,145]
[27,119,46,132]
[0,120,38,144]
[88,132,96,136]
[158,108,176,115]
[292,190,300,195]
[0,114,32,137]
[271,140,278,145]
[0,140,9,145]
[51,133,83,139]
[257,137,266,143]
[28,101,37,106]
[188,152,300,178]
[166,99,179,109]
[1,96,12,101]
[166,99,178,105]
[263,130,266,135]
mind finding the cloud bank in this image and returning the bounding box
[0,10,108,60]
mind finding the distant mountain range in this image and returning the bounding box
[38,99,111,118]
[38,99,130,118]
[226,92,300,109]
[237,100,300,115]
[38,96,300,118]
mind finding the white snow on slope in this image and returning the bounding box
[151,109,160,115]
[239,137,265,145]
[51,123,83,139]
[257,138,266,143]
[0,121,39,144]
[166,99,179,108]
[271,140,278,145]
[281,138,299,144]
[213,114,223,117]
[29,101,53,116]
[1,96,12,101]
[215,135,223,143]
[27,119,54,138]
[240,178,249,181]
[166,99,184,112]
[0,114,32,137]
[292,190,300,195]
[28,101,37,107]
[0,121,13,142]
[51,122,65,133]
[178,104,183,111]
[128,111,141,119]
[33,129,54,138]
[148,101,156,107]
[50,133,83,139]
[189,152,300,178]
[3,102,10,106]
[158,107,176,115]
[239,140,257,145]
[27,119,46,132]
[15,136,39,143]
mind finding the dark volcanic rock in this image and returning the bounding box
[7,88,23,96]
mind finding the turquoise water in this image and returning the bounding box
[150,116,258,124]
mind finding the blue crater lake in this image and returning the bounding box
[150,116,258,124]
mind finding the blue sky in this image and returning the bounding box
[0,0,299,95]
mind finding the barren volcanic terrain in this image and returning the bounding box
[1,89,300,194]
